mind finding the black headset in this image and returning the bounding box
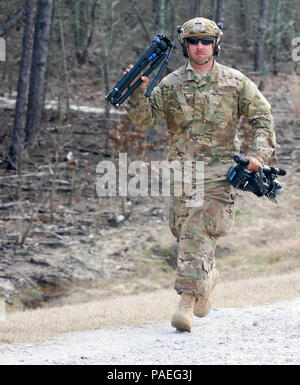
[177,22,223,58]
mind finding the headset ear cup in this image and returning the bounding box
[182,41,188,58]
[214,38,221,57]
[214,44,219,56]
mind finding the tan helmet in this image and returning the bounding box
[177,17,223,63]
[178,17,223,42]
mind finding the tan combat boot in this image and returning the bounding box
[194,268,219,318]
[171,293,196,332]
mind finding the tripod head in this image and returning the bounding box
[105,34,176,107]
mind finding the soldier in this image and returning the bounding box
[124,17,276,332]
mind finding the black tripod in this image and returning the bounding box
[227,155,286,204]
[105,34,176,107]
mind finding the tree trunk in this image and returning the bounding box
[152,0,159,31]
[78,0,99,65]
[8,0,37,169]
[239,0,249,47]
[58,0,70,117]
[254,0,269,72]
[272,0,281,75]
[73,0,95,65]
[189,0,201,19]
[97,0,120,150]
[158,0,166,33]
[25,0,53,147]
[216,0,226,25]
[168,0,176,39]
[100,52,111,149]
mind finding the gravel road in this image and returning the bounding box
[0,298,299,365]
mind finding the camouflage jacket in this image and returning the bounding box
[125,60,276,182]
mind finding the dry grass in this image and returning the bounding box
[217,238,300,280]
[215,271,300,307]
[1,270,300,344]
[0,164,298,345]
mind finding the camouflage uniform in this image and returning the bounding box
[125,59,276,297]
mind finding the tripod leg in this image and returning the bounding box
[115,54,166,106]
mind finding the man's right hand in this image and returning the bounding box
[245,156,262,172]
[123,64,149,89]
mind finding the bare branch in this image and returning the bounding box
[0,7,25,37]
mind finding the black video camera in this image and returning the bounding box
[227,155,286,204]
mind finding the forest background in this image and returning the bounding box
[0,0,299,333]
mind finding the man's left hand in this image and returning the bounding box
[245,156,262,172]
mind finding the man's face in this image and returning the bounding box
[186,36,214,62]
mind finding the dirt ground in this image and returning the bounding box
[0,72,299,311]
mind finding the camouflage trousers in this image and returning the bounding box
[168,180,236,297]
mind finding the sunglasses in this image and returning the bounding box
[186,37,214,45]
